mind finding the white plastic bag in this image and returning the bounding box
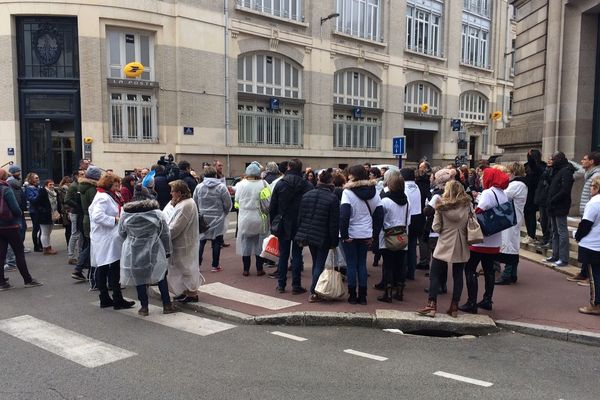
[260,234,279,263]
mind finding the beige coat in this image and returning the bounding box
[431,202,471,264]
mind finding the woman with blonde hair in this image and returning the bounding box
[418,180,471,317]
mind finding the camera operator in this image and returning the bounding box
[155,154,180,210]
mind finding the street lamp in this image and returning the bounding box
[320,12,340,25]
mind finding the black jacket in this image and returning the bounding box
[534,166,553,207]
[263,172,280,185]
[154,172,171,210]
[524,156,546,210]
[415,174,431,210]
[547,161,575,217]
[37,188,62,225]
[179,171,198,194]
[294,184,340,249]
[269,171,313,240]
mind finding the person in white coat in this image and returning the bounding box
[496,163,528,285]
[163,180,201,303]
[89,174,135,310]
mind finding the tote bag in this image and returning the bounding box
[315,249,346,300]
[467,209,484,245]
[476,190,517,237]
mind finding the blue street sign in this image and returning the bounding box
[392,136,405,156]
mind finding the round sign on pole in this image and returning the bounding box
[123,62,145,78]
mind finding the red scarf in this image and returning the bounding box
[96,188,123,215]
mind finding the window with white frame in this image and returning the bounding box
[463,0,490,18]
[406,0,444,57]
[461,24,489,68]
[404,81,441,115]
[110,92,157,142]
[238,104,303,147]
[236,0,303,22]
[333,70,379,108]
[335,0,382,42]
[333,113,381,150]
[238,53,301,98]
[107,29,154,80]
[459,91,487,122]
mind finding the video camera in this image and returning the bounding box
[157,153,179,181]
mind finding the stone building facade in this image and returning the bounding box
[497,0,600,161]
[0,0,515,178]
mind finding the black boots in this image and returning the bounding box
[357,286,367,305]
[99,293,114,308]
[377,285,393,303]
[348,287,357,304]
[458,301,478,314]
[393,284,405,301]
[477,298,493,311]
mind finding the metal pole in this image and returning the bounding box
[398,155,403,169]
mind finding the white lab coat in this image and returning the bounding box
[501,179,528,255]
[89,191,123,267]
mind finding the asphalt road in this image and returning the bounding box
[0,252,598,400]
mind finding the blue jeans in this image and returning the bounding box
[406,234,418,279]
[341,240,369,289]
[278,238,303,289]
[199,235,223,268]
[136,278,170,307]
[309,245,330,294]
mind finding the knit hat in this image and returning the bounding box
[8,165,21,175]
[85,166,102,181]
[132,183,153,201]
[434,168,455,189]
[245,161,262,177]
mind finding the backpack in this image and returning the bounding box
[259,181,272,215]
[0,186,14,222]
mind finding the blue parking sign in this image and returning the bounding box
[392,136,405,156]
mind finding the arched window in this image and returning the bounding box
[459,91,487,122]
[404,81,441,115]
[333,70,380,108]
[237,53,301,99]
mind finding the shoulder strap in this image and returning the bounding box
[491,188,500,206]
[405,201,409,224]
[363,199,372,216]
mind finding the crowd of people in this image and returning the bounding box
[0,149,599,317]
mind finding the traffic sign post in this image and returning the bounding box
[392,136,406,169]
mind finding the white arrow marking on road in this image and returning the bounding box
[433,371,494,387]
[0,315,136,368]
[270,331,308,342]
[343,349,388,361]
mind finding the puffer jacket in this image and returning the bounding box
[294,183,340,249]
[78,177,98,238]
[579,165,600,215]
[547,161,576,217]
[269,171,313,240]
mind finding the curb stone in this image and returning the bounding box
[496,320,600,347]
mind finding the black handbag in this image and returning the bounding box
[198,213,209,234]
[476,190,517,236]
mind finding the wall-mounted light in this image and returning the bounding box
[320,13,340,25]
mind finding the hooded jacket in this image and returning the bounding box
[534,165,553,207]
[0,180,22,227]
[524,151,545,210]
[78,177,98,238]
[294,183,340,249]
[192,177,232,240]
[119,198,172,286]
[547,160,576,217]
[269,171,313,240]
[340,180,383,240]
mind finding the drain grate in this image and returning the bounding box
[404,329,468,338]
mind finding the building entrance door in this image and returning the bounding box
[24,119,76,181]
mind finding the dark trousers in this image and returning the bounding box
[539,206,551,244]
[581,263,589,279]
[524,207,538,239]
[64,222,71,246]
[0,227,33,285]
[199,235,223,268]
[496,253,520,279]
[406,234,418,279]
[465,251,496,303]
[30,213,42,250]
[309,245,329,294]
[428,258,465,302]
[417,234,431,266]
[243,255,265,273]
[381,249,407,287]
[95,260,125,303]
[588,263,600,305]
[136,278,170,307]
[278,238,303,289]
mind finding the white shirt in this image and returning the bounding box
[378,197,411,249]
[472,187,508,250]
[580,195,600,251]
[428,194,441,238]
[341,189,382,239]
[405,181,422,215]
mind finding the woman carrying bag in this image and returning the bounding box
[36,179,61,255]
[417,181,471,317]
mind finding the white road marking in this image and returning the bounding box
[343,349,388,361]
[0,315,136,368]
[433,371,494,387]
[198,282,301,310]
[270,331,308,342]
[110,303,236,337]
[383,329,404,334]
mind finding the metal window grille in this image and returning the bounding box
[236,0,304,22]
[238,104,303,147]
[459,91,487,122]
[332,113,381,150]
[404,81,440,115]
[333,70,379,108]
[335,0,382,42]
[237,54,301,99]
[406,1,444,57]
[110,92,158,143]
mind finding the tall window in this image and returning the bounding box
[459,91,487,122]
[463,0,490,18]
[110,92,157,143]
[461,24,489,68]
[333,114,380,150]
[236,0,303,22]
[404,81,441,115]
[237,53,304,147]
[333,70,379,108]
[406,1,443,57]
[336,0,382,42]
[107,29,154,80]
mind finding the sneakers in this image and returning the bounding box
[163,303,179,314]
[577,281,591,287]
[521,236,535,244]
[308,293,323,303]
[544,256,557,263]
[578,304,600,315]
[211,266,223,273]
[552,260,568,267]
[0,282,12,291]
[71,271,86,281]
[3,264,16,272]
[178,295,199,303]
[24,279,43,288]
[567,274,587,282]
[268,270,279,279]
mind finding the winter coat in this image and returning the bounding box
[340,180,384,240]
[36,187,61,225]
[119,198,172,286]
[89,191,123,267]
[78,177,98,238]
[294,184,340,249]
[378,189,410,250]
[431,200,471,264]
[269,171,313,240]
[25,184,40,214]
[235,179,268,256]
[163,198,200,295]
[263,172,280,185]
[7,177,25,211]
[501,177,528,255]
[415,173,431,209]
[578,165,600,215]
[524,156,546,211]
[0,180,22,228]
[534,166,553,207]
[179,171,198,194]
[547,161,576,217]
[119,186,132,204]
[64,180,83,215]
[193,177,232,240]
[154,172,171,210]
